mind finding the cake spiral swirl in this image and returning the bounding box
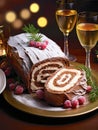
[44,67,87,106]
[30,57,69,92]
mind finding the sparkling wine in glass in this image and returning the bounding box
[76,12,98,69]
[56,0,77,61]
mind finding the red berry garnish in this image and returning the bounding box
[29,40,36,47]
[78,96,86,105]
[14,85,24,95]
[40,43,47,50]
[36,89,44,99]
[86,86,92,93]
[36,42,41,48]
[9,83,16,91]
[29,39,48,50]
[44,40,48,45]
[71,98,79,108]
[64,100,72,108]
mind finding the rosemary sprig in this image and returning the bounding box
[22,24,42,42]
[76,64,98,102]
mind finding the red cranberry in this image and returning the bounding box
[14,85,24,95]
[86,85,92,93]
[71,98,79,108]
[9,83,16,91]
[36,89,44,99]
[29,40,36,47]
[64,100,72,108]
[78,96,86,105]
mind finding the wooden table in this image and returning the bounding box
[0,48,98,130]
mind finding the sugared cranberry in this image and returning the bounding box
[36,42,41,48]
[40,43,47,50]
[14,85,24,95]
[64,100,72,108]
[29,40,36,47]
[44,40,48,45]
[9,83,16,91]
[78,96,86,105]
[71,98,79,108]
[36,89,44,99]
[86,85,92,93]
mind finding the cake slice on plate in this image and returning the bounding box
[44,67,87,106]
[30,57,69,92]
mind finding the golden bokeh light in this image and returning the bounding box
[20,8,31,19]
[5,11,16,23]
[12,19,23,29]
[29,3,40,13]
[37,17,48,28]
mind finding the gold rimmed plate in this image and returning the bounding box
[2,62,98,118]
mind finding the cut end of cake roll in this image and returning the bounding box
[44,67,88,106]
[29,57,69,92]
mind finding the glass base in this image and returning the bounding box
[67,54,77,62]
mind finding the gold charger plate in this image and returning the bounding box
[2,62,98,118]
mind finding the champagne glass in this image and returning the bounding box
[76,11,98,69]
[56,0,77,61]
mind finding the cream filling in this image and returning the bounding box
[37,67,58,83]
[31,61,64,80]
[30,61,65,90]
[47,68,82,92]
[57,74,71,85]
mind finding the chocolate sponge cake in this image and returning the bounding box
[7,33,68,89]
[44,67,87,106]
[30,57,69,92]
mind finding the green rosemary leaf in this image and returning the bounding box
[22,24,42,42]
[76,64,98,102]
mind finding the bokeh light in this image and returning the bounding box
[5,11,17,23]
[12,19,23,29]
[29,3,40,13]
[20,8,31,20]
[37,17,48,28]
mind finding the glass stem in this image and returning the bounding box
[85,48,91,69]
[64,34,69,57]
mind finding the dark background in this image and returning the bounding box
[0,0,98,49]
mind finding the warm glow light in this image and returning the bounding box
[20,8,31,19]
[5,11,16,23]
[30,3,40,13]
[12,19,23,29]
[37,17,48,28]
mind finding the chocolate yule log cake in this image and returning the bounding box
[7,33,68,89]
[2,24,95,110]
[30,57,69,92]
[44,67,88,106]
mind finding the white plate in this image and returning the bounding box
[0,69,6,94]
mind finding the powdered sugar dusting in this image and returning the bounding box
[8,33,66,65]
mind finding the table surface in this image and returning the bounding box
[0,48,98,130]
